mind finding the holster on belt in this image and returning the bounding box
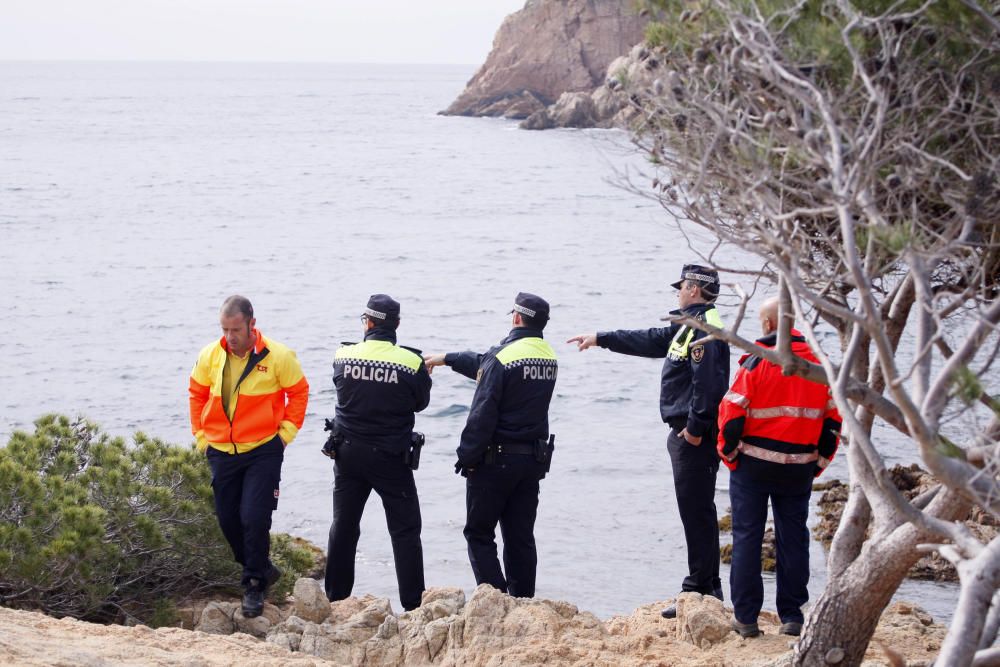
[321,418,346,459]
[535,434,555,474]
[405,432,425,471]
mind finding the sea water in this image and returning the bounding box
[0,61,956,620]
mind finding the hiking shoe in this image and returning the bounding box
[780,621,803,636]
[660,605,677,619]
[242,579,264,618]
[264,563,283,591]
[732,618,761,638]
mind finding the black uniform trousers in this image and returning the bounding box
[325,440,425,611]
[666,426,722,596]
[464,453,546,598]
[729,461,812,625]
[206,435,284,589]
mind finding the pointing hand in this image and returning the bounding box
[566,333,598,351]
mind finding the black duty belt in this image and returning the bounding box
[495,443,535,456]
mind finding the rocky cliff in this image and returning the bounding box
[0,579,948,666]
[441,0,647,121]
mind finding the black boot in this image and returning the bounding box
[242,578,264,618]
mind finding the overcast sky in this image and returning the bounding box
[1,0,525,64]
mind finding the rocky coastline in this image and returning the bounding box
[0,580,947,666]
[440,0,648,129]
[813,464,999,582]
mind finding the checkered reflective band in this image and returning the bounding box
[684,271,717,284]
[513,303,536,318]
[364,308,387,320]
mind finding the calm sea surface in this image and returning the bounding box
[0,62,956,620]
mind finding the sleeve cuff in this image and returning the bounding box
[444,352,458,366]
[278,422,298,446]
[195,431,209,454]
[686,417,708,438]
[596,332,611,348]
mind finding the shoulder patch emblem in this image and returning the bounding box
[691,345,705,363]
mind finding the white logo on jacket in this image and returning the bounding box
[343,364,399,384]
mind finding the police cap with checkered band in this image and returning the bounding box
[670,264,720,299]
[364,293,400,324]
[510,292,550,323]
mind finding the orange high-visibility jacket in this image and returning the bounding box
[716,329,841,474]
[189,329,309,454]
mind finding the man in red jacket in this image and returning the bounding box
[717,298,841,638]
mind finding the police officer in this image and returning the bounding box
[568,265,729,618]
[424,292,557,598]
[717,298,841,638]
[325,294,432,611]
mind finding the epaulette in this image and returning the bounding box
[400,345,423,356]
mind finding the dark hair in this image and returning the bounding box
[221,295,254,322]
[686,281,719,303]
[519,312,548,330]
[365,315,400,331]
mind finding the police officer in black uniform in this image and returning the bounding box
[424,292,557,598]
[568,265,730,618]
[324,294,432,611]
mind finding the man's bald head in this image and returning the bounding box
[759,297,788,336]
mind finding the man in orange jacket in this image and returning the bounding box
[189,295,309,618]
[717,298,841,638]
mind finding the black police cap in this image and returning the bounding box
[364,294,400,323]
[511,292,550,321]
[670,264,720,297]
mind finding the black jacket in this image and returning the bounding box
[597,302,729,437]
[445,327,558,466]
[332,328,432,454]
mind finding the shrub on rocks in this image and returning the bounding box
[0,415,314,624]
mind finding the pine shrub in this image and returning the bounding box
[0,414,316,623]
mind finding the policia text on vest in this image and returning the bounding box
[424,292,558,599]
[324,294,432,612]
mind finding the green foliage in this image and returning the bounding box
[634,0,1000,298]
[0,415,317,623]
[644,21,674,49]
[643,0,992,85]
[953,365,984,407]
[149,598,179,629]
[268,534,322,603]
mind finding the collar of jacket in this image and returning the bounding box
[502,326,545,345]
[738,328,809,364]
[219,328,266,355]
[756,328,806,348]
[667,302,717,319]
[364,327,397,344]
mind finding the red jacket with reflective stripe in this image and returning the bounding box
[189,329,309,454]
[716,330,841,473]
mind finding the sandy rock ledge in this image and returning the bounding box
[0,580,947,666]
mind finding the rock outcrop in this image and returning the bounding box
[442,0,647,121]
[261,581,942,666]
[0,580,950,666]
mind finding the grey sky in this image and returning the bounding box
[1,0,525,65]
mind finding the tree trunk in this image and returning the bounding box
[793,546,913,666]
[795,488,970,666]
